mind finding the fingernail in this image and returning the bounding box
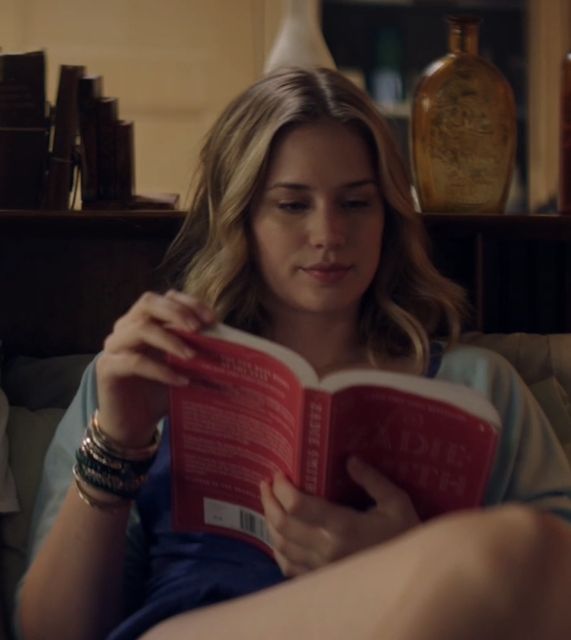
[182,347,195,359]
[203,312,216,324]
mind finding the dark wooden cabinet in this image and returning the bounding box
[0,210,181,357]
[424,213,571,334]
[1,210,569,357]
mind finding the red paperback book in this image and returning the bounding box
[169,324,500,554]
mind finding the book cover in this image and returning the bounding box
[0,50,49,208]
[169,324,500,553]
[115,119,134,203]
[78,75,103,204]
[0,51,46,127]
[43,64,85,210]
[95,97,118,201]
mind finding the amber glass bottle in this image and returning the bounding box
[411,16,517,213]
[559,52,571,213]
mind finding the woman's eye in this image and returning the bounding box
[343,199,370,210]
[277,201,308,212]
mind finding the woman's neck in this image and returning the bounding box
[262,310,419,378]
[264,311,368,376]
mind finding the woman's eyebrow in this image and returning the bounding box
[267,179,377,191]
[267,182,310,191]
[344,179,377,189]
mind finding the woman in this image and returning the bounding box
[18,67,571,640]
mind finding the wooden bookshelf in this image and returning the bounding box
[0,210,183,357]
[0,210,569,357]
[423,213,571,335]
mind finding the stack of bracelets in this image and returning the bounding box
[73,410,161,512]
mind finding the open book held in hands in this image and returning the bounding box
[168,324,500,553]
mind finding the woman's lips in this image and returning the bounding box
[301,265,352,284]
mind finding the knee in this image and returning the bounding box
[454,506,571,606]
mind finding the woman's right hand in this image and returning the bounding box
[95,289,216,448]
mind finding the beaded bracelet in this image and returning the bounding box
[74,410,161,501]
[80,432,156,476]
[91,410,161,461]
[73,465,131,513]
[75,451,148,498]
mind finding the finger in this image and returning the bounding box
[104,319,197,360]
[164,289,217,324]
[98,352,189,387]
[261,478,302,535]
[346,456,408,507]
[265,519,320,570]
[128,291,208,333]
[272,472,340,526]
[272,548,311,578]
[260,480,324,566]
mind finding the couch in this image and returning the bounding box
[0,334,570,639]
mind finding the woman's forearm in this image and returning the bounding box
[18,483,132,640]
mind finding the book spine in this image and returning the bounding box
[0,128,49,208]
[95,97,118,201]
[115,119,134,203]
[78,75,103,204]
[0,50,46,127]
[43,64,85,210]
[0,51,49,208]
[299,389,330,496]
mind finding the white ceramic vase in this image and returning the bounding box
[264,0,336,74]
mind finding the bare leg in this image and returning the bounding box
[141,506,571,640]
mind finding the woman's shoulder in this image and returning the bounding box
[434,342,523,398]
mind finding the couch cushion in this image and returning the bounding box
[0,406,64,618]
[461,332,571,396]
[461,332,571,467]
[2,354,94,410]
[0,390,18,514]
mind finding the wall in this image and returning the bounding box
[0,0,281,206]
[528,0,571,211]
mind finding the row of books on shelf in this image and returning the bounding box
[0,50,178,211]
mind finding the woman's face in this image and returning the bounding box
[250,119,385,321]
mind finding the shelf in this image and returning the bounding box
[0,209,184,237]
[1,209,569,355]
[422,212,571,240]
[324,0,524,9]
[2,209,571,239]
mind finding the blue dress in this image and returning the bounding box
[107,421,285,639]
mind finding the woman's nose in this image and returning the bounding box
[308,206,347,249]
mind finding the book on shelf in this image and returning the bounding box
[168,324,500,554]
[43,64,85,210]
[77,75,103,204]
[0,50,46,127]
[95,96,118,201]
[115,119,134,202]
[0,50,50,208]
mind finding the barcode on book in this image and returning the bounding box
[204,498,272,548]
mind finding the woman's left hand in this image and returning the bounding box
[260,456,420,577]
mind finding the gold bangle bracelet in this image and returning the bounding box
[73,466,131,513]
[90,410,161,461]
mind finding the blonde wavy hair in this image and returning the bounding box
[164,67,467,373]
